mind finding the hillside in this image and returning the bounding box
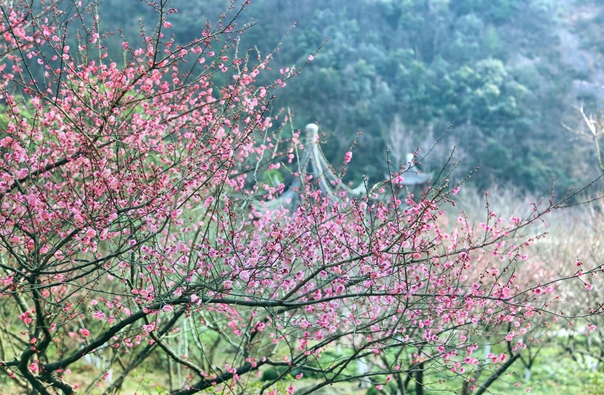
[96,0,604,192]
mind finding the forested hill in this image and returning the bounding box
[99,0,604,192]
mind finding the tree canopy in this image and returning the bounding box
[93,0,604,192]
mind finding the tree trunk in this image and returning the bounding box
[415,362,424,395]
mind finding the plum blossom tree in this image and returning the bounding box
[0,1,601,394]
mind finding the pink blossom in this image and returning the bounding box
[344,151,353,164]
[505,333,514,341]
[93,311,106,320]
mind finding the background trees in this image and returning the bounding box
[86,0,604,193]
[229,0,600,192]
[0,1,603,395]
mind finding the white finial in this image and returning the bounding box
[305,123,319,134]
[406,153,414,169]
[305,123,319,144]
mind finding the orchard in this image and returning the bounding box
[0,1,601,394]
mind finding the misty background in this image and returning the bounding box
[98,0,604,194]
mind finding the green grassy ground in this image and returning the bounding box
[2,345,604,394]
